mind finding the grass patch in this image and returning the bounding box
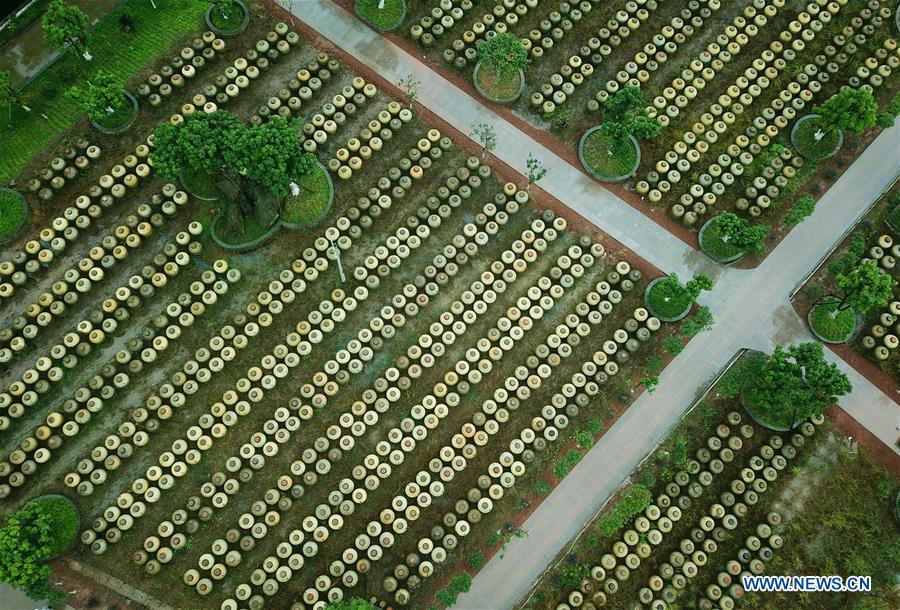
[24,495,79,559]
[793,116,841,160]
[207,0,246,32]
[355,0,406,31]
[282,165,332,225]
[580,128,639,181]
[809,299,856,343]
[646,281,692,320]
[0,189,27,241]
[474,63,521,102]
[0,0,207,182]
[699,215,746,262]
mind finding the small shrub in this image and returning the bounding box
[554,449,583,479]
[586,419,603,436]
[575,429,595,448]
[533,479,551,495]
[663,336,684,357]
[598,484,652,536]
[468,551,485,570]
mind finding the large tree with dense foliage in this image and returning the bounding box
[715,212,769,254]
[834,259,895,315]
[477,32,529,77]
[0,503,55,599]
[814,87,878,134]
[42,0,90,59]
[599,85,662,145]
[66,70,128,122]
[744,343,851,427]
[151,111,316,237]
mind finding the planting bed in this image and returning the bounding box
[793,183,900,388]
[0,7,693,610]
[519,351,900,610]
[397,0,900,258]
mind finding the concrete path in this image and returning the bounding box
[0,0,124,83]
[282,3,899,609]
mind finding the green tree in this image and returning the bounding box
[0,503,55,599]
[685,272,714,300]
[715,212,769,254]
[814,87,878,134]
[66,70,128,122]
[834,259,895,315]
[0,70,20,123]
[599,85,661,145]
[471,121,496,159]
[42,0,90,60]
[151,111,316,237]
[745,343,851,428]
[325,599,375,610]
[477,32,529,77]
[784,194,816,227]
[526,153,547,192]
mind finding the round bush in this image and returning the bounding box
[24,495,80,558]
[808,299,857,343]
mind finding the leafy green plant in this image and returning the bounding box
[42,0,90,60]
[598,484,651,536]
[599,85,662,145]
[526,153,547,192]
[477,32,529,77]
[834,259,895,315]
[0,71,20,123]
[663,336,684,357]
[714,212,769,254]
[575,429,595,448]
[471,121,496,159]
[66,70,128,123]
[814,87,878,134]
[325,599,375,610]
[554,449,582,479]
[533,479,551,495]
[784,193,817,227]
[681,306,714,336]
[468,550,485,569]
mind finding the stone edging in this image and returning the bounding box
[643,276,691,322]
[806,297,863,344]
[473,61,525,105]
[0,187,30,244]
[578,126,641,183]
[211,163,335,251]
[354,0,408,33]
[698,215,745,265]
[205,0,250,36]
[791,113,843,161]
[90,92,139,135]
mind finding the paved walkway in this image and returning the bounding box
[289,2,900,609]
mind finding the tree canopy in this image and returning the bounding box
[67,70,127,122]
[716,212,769,254]
[745,343,851,427]
[0,70,19,122]
[478,32,529,76]
[42,0,89,55]
[0,503,55,599]
[814,87,878,134]
[599,85,661,145]
[835,259,895,315]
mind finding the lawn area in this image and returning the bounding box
[282,164,333,226]
[355,0,406,32]
[579,127,639,181]
[792,115,842,160]
[24,495,79,559]
[699,215,746,262]
[0,188,27,241]
[474,62,522,102]
[809,299,857,343]
[0,0,207,182]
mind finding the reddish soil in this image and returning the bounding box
[827,404,900,478]
[47,559,134,610]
